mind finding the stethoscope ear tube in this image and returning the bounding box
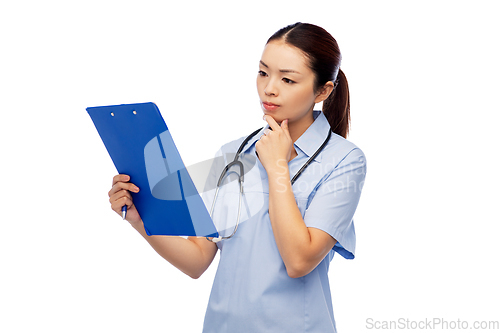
[290,130,332,185]
[236,127,263,156]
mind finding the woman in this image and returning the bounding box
[108,22,367,333]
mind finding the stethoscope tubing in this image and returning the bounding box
[208,127,332,242]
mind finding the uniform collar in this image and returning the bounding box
[294,111,331,162]
[240,111,331,162]
[239,126,265,155]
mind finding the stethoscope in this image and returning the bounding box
[207,127,332,243]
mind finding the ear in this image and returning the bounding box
[314,81,335,103]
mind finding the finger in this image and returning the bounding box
[111,195,134,213]
[109,182,125,197]
[108,181,140,197]
[281,119,291,138]
[109,189,133,205]
[112,174,130,186]
[263,115,281,131]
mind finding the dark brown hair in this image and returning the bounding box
[267,23,350,138]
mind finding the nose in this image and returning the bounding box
[264,79,278,96]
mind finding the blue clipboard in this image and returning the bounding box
[87,102,218,238]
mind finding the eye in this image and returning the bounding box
[258,70,267,77]
[282,77,295,84]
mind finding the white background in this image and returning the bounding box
[1,1,499,332]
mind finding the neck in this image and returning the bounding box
[287,111,315,143]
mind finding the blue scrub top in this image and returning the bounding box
[201,111,367,333]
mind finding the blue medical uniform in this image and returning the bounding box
[201,111,367,333]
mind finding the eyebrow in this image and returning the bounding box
[260,60,301,74]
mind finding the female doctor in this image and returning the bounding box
[108,22,367,333]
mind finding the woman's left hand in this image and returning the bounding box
[255,116,293,173]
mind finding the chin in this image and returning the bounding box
[263,113,284,122]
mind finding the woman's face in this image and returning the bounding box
[257,40,322,125]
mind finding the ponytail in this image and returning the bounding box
[322,69,350,138]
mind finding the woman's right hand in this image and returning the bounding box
[108,174,142,225]
[108,176,218,279]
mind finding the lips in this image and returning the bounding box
[262,101,280,111]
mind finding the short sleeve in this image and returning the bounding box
[303,148,367,259]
